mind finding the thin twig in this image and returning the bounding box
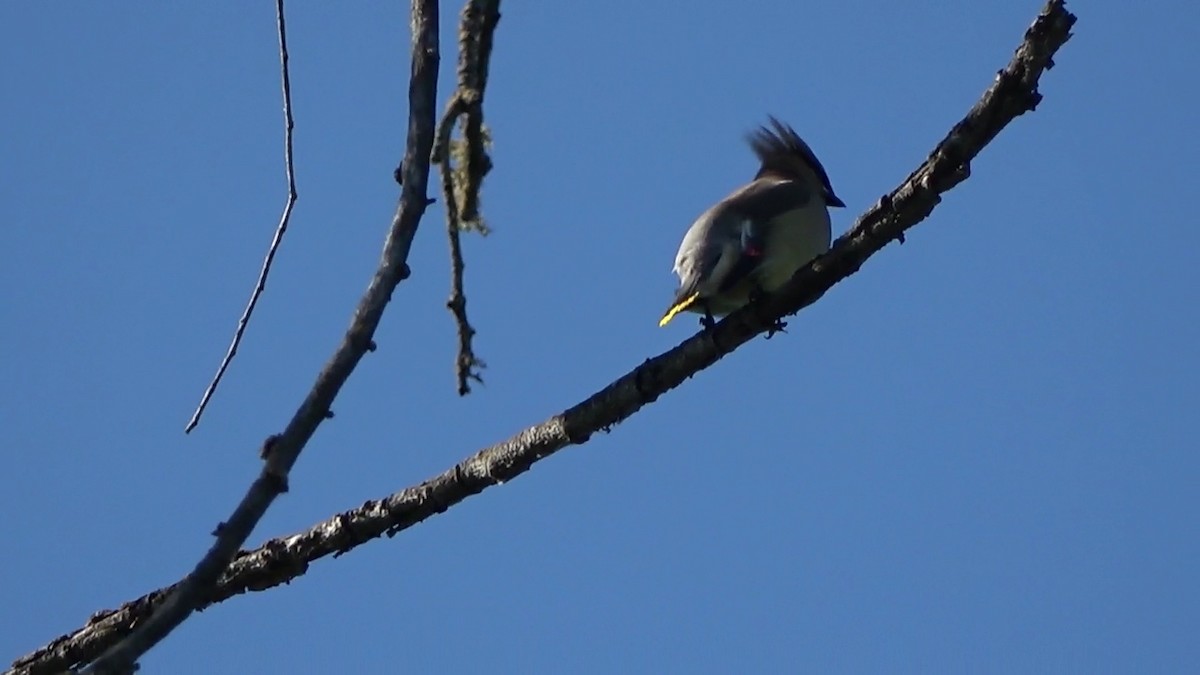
[436,97,489,394]
[433,0,501,396]
[66,1,442,673]
[438,111,486,395]
[9,3,1075,672]
[184,0,299,434]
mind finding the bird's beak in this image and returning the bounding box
[826,193,846,208]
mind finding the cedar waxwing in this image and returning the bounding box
[659,117,845,328]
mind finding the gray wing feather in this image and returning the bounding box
[672,177,811,298]
[723,176,812,222]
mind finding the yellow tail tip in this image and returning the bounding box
[658,293,699,327]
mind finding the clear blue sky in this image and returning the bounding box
[2,1,1197,673]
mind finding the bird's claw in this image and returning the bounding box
[765,319,788,339]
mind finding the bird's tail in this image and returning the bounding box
[659,292,699,327]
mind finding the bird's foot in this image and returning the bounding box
[699,310,716,331]
[765,319,788,339]
[748,286,787,338]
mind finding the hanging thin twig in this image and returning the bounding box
[184,0,300,434]
[433,0,501,396]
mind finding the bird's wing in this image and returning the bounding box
[660,178,814,326]
[725,176,813,222]
[713,178,813,293]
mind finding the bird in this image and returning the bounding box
[659,117,845,329]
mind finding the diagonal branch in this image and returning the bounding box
[8,2,1075,673]
[434,0,501,396]
[64,1,442,673]
[184,0,300,434]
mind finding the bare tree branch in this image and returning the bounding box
[433,0,501,396]
[8,1,1075,673]
[56,1,443,673]
[184,0,300,434]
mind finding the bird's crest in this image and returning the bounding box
[746,116,844,208]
